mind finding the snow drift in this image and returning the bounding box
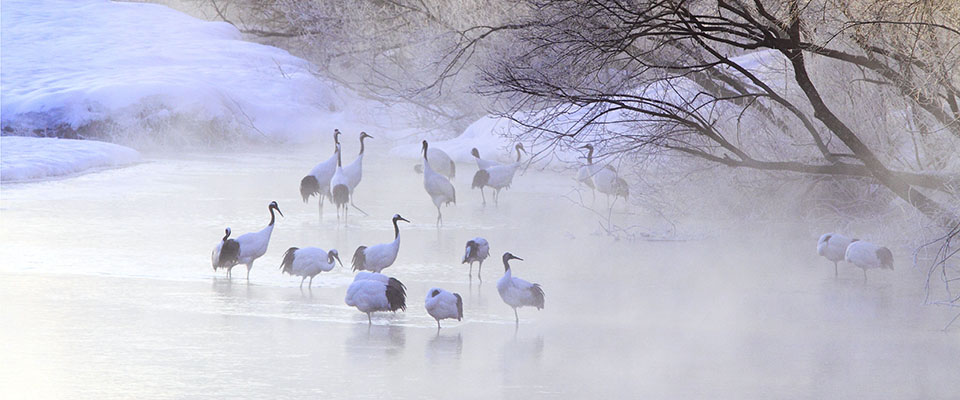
[0,0,341,146]
[1,136,141,182]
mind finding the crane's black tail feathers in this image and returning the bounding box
[878,247,894,270]
[454,293,463,321]
[280,247,298,274]
[385,279,407,312]
[352,246,367,272]
[472,169,489,189]
[300,175,319,203]
[217,239,240,270]
[387,277,407,295]
[332,184,350,206]
[531,284,545,310]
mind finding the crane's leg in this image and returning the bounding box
[469,262,473,276]
[480,187,486,206]
[834,262,838,278]
[514,308,519,325]
[350,196,369,216]
[863,269,868,283]
[478,260,483,281]
[300,276,305,289]
[318,194,324,221]
[436,206,442,226]
[367,313,372,325]
[308,276,314,288]
[246,261,253,281]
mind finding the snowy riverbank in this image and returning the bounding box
[0,136,141,182]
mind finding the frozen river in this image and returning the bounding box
[1,142,957,399]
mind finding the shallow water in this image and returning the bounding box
[1,143,957,399]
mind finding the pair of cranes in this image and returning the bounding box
[419,140,528,225]
[817,233,895,282]
[299,129,373,222]
[576,144,629,205]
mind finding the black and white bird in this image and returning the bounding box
[232,201,283,281]
[593,165,629,204]
[425,288,463,329]
[496,252,545,324]
[352,214,410,273]
[575,144,599,194]
[343,131,373,214]
[817,233,857,277]
[300,129,341,218]
[280,246,343,288]
[844,240,894,282]
[330,143,351,221]
[472,143,525,206]
[462,237,490,280]
[470,147,499,170]
[345,272,407,324]
[421,140,456,224]
[415,144,456,180]
[211,227,240,277]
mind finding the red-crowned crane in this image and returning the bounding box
[211,227,240,277]
[422,140,456,225]
[845,240,894,283]
[496,252,545,325]
[280,246,343,288]
[345,272,407,324]
[233,201,283,281]
[462,237,490,280]
[425,288,463,329]
[352,214,410,273]
[300,129,341,219]
[817,233,857,277]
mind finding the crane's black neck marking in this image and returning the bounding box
[359,134,367,155]
[392,217,401,239]
[502,257,512,272]
[430,289,440,297]
[586,145,594,164]
[222,228,231,241]
[466,241,478,259]
[269,206,277,226]
[337,145,342,167]
[515,145,523,162]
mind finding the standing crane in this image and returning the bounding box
[211,227,240,277]
[425,288,463,329]
[232,201,283,281]
[280,246,343,288]
[496,252,545,325]
[343,131,373,215]
[352,214,410,273]
[472,143,525,206]
[300,129,341,219]
[422,140,456,225]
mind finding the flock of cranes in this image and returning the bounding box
[212,129,558,328]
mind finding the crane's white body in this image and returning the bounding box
[462,237,490,278]
[422,144,456,224]
[307,148,338,203]
[427,148,456,179]
[484,162,521,191]
[344,153,364,192]
[355,235,400,273]
[353,271,391,283]
[345,272,406,323]
[425,288,463,329]
[576,164,601,189]
[817,233,856,277]
[330,146,351,220]
[353,215,408,273]
[231,202,282,281]
[845,240,894,282]
[281,247,338,288]
[496,253,544,324]
[593,165,619,194]
[473,151,500,170]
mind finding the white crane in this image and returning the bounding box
[422,140,456,224]
[211,227,240,277]
[352,214,410,273]
[343,131,373,215]
[279,246,343,288]
[414,145,456,180]
[425,288,463,329]
[470,147,500,170]
[345,272,407,324]
[330,143,351,222]
[462,237,490,280]
[472,143,525,206]
[496,252,545,324]
[232,201,283,281]
[576,144,600,199]
[845,240,894,282]
[300,129,341,219]
[817,233,857,277]
[593,165,629,205]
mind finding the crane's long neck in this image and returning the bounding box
[269,208,276,226]
[515,146,522,162]
[503,259,512,275]
[392,218,401,239]
[359,136,366,155]
[337,147,342,167]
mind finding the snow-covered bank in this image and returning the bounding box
[0,136,140,182]
[0,0,340,145]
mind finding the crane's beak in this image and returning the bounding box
[275,207,284,217]
[514,255,524,261]
[333,254,343,268]
[398,216,410,223]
